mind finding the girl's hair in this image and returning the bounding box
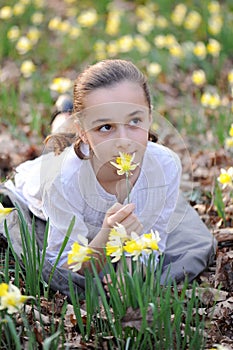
[45,59,157,157]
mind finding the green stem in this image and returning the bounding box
[126,173,130,204]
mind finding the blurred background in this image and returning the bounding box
[0,0,232,166]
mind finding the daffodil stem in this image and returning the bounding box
[126,173,130,204]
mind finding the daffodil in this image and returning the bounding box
[106,224,129,262]
[13,3,25,16]
[20,60,36,78]
[184,11,202,31]
[67,235,95,272]
[141,230,161,251]
[110,152,140,203]
[49,77,72,94]
[228,70,233,85]
[105,10,121,36]
[106,240,124,262]
[147,62,162,77]
[110,152,139,176]
[229,124,233,137]
[217,167,233,189]
[207,38,221,57]
[193,41,206,60]
[200,92,221,109]
[16,36,32,55]
[124,239,144,260]
[0,283,30,314]
[108,223,129,242]
[7,26,21,42]
[225,137,233,149]
[123,230,161,261]
[77,9,98,28]
[192,70,206,86]
[0,203,15,224]
[0,6,13,19]
[171,4,187,26]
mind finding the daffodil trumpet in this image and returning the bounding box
[110,152,139,203]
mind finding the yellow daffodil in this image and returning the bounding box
[207,38,221,57]
[13,3,25,16]
[208,15,222,35]
[106,240,124,262]
[69,26,81,39]
[110,152,139,176]
[184,11,202,31]
[147,62,162,77]
[169,43,184,58]
[193,41,207,60]
[123,237,145,261]
[0,6,13,19]
[154,35,167,49]
[27,27,41,45]
[0,283,30,314]
[217,167,233,189]
[31,12,44,25]
[155,16,168,29]
[225,137,233,149]
[20,60,36,78]
[7,26,21,42]
[106,41,118,57]
[117,35,134,53]
[49,77,72,94]
[141,230,161,251]
[134,35,150,53]
[0,203,15,224]
[192,70,206,86]
[201,92,221,109]
[16,36,32,55]
[229,124,233,137]
[108,223,129,242]
[171,3,187,26]
[67,235,95,272]
[208,1,221,14]
[48,16,62,31]
[106,224,129,262]
[77,9,98,28]
[105,10,121,36]
[137,20,154,35]
[228,70,233,85]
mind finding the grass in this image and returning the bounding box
[1,208,208,349]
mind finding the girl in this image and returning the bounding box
[2,59,216,295]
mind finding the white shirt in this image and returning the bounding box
[7,141,181,266]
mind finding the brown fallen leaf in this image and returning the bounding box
[121,305,154,331]
[214,251,233,291]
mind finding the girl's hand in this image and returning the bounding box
[102,202,143,236]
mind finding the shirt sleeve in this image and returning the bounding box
[42,179,89,266]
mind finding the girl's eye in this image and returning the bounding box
[129,118,141,126]
[98,124,112,132]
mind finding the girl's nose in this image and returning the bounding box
[115,125,131,150]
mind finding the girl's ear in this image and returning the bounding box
[74,120,88,144]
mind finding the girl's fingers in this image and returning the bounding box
[107,203,135,227]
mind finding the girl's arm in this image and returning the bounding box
[63,202,143,274]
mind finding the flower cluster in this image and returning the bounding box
[0,282,30,314]
[67,223,160,270]
[106,224,161,262]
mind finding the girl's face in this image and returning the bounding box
[77,81,152,174]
